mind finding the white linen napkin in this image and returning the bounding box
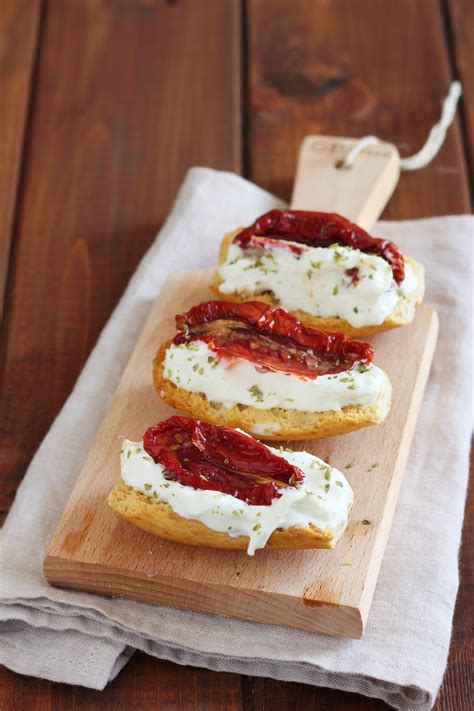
[0,168,472,710]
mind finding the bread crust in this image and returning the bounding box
[108,479,339,550]
[210,229,425,338]
[153,341,392,441]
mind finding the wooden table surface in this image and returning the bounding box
[0,1,472,709]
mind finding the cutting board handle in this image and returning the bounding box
[290,135,400,231]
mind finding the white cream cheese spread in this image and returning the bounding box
[217,240,418,328]
[120,439,353,555]
[163,340,386,412]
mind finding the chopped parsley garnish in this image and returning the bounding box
[332,250,347,263]
[332,284,339,296]
[264,252,277,263]
[335,481,343,487]
[353,306,359,314]
[310,260,322,269]
[144,483,152,491]
[248,384,264,402]
[252,523,262,532]
[355,362,370,373]
[324,483,330,493]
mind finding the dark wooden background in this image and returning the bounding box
[0,1,472,709]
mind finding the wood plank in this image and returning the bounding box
[246,0,471,217]
[44,269,438,639]
[0,653,244,711]
[290,135,400,229]
[243,675,388,710]
[447,0,474,192]
[0,0,241,524]
[245,0,472,707]
[0,0,42,318]
[0,1,242,705]
[433,438,474,711]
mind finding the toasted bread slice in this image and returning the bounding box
[108,479,340,550]
[211,229,425,338]
[153,341,392,441]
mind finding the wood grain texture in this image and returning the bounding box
[246,0,471,217]
[0,0,42,318]
[290,135,400,229]
[0,0,241,524]
[0,652,244,711]
[44,269,438,639]
[447,0,474,192]
[1,0,472,708]
[434,438,474,711]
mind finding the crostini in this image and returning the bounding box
[108,417,353,555]
[211,209,425,337]
[153,300,392,440]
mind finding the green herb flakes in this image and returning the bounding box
[248,384,264,402]
[333,250,347,263]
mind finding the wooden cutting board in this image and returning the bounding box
[43,135,439,638]
[44,267,438,638]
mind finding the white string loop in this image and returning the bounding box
[339,81,462,171]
